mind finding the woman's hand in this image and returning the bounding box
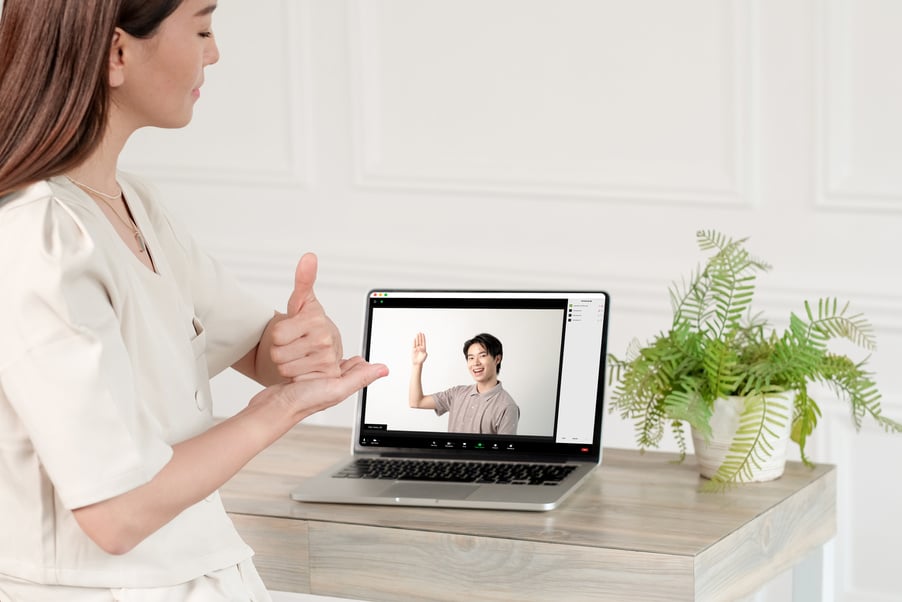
[74,357,387,556]
[268,253,343,382]
[250,356,387,420]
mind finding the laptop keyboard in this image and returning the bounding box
[333,458,577,485]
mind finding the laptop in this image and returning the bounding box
[290,289,610,511]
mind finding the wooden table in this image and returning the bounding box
[221,424,836,601]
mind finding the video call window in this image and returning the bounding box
[361,299,566,438]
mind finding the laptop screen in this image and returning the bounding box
[354,290,610,460]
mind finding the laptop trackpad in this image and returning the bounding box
[386,483,479,500]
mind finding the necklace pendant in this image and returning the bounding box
[135,231,147,254]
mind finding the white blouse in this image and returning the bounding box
[0,174,273,588]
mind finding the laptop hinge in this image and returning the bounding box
[373,451,572,463]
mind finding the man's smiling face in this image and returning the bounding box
[466,342,500,385]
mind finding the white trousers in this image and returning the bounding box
[0,559,271,602]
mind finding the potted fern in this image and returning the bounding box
[607,230,901,488]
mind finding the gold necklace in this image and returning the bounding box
[66,176,147,254]
[65,175,122,200]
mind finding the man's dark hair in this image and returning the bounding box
[462,333,503,374]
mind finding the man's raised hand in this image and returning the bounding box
[411,332,428,366]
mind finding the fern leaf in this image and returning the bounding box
[696,229,745,253]
[787,387,819,467]
[705,393,790,487]
[804,298,877,350]
[670,421,689,462]
[664,390,711,437]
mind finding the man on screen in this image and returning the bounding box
[408,332,520,435]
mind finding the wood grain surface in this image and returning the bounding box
[223,424,836,600]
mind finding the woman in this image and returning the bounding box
[0,1,387,599]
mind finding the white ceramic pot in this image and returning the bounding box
[691,392,793,483]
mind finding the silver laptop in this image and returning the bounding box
[290,289,610,511]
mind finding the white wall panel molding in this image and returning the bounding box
[348,0,758,207]
[816,402,902,601]
[817,0,902,212]
[755,280,902,335]
[121,1,315,188]
[217,246,666,308]
[212,246,902,332]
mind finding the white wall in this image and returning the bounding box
[120,1,902,600]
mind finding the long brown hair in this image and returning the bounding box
[0,0,184,198]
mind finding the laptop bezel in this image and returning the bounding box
[350,289,610,464]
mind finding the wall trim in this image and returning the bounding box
[816,0,902,213]
[122,0,315,189]
[212,247,902,333]
[347,0,758,208]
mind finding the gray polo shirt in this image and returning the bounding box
[432,382,520,435]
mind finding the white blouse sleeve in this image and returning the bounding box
[0,190,173,510]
